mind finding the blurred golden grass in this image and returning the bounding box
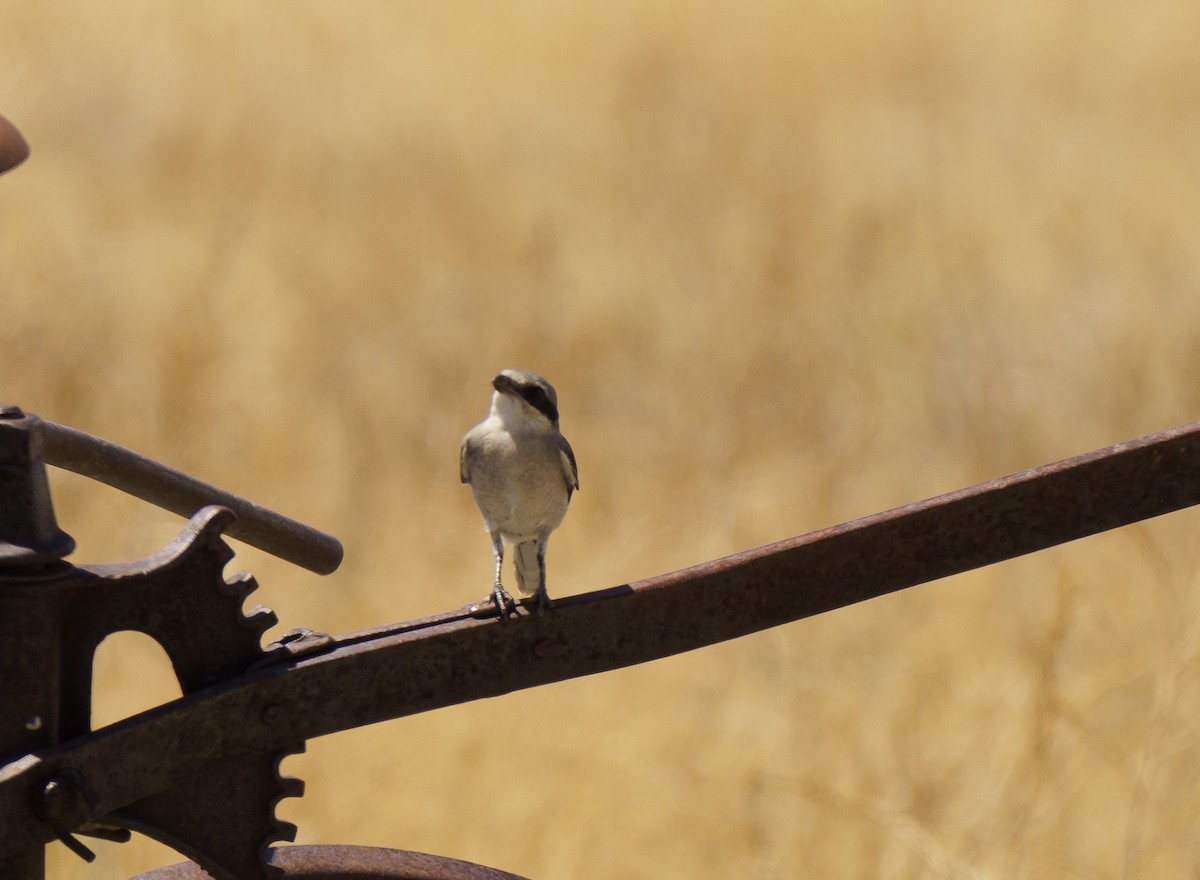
[4,0,1200,876]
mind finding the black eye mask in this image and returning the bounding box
[519,386,559,424]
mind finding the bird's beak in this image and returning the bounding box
[492,374,516,395]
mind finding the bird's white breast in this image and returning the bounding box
[464,413,570,543]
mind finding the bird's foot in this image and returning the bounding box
[529,587,552,616]
[490,583,517,619]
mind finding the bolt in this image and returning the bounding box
[36,770,98,816]
[261,703,283,725]
[33,769,100,862]
[24,716,42,732]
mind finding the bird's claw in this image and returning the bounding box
[470,586,549,621]
[491,584,517,620]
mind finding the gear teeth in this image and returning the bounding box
[244,605,280,637]
[221,569,259,601]
[194,506,237,556]
[266,820,299,848]
[95,506,308,877]
[221,571,279,639]
[276,773,304,801]
[261,744,306,859]
[278,776,305,799]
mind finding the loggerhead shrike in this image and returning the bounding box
[460,369,579,617]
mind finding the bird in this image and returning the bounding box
[460,369,579,617]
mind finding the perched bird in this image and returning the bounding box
[460,369,579,616]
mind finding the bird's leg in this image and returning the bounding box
[489,532,516,618]
[532,539,551,616]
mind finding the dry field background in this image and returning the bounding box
[4,1,1200,877]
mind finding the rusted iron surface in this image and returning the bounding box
[4,419,1200,874]
[133,845,530,880]
[0,503,295,878]
[40,419,342,575]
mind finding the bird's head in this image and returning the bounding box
[491,369,561,428]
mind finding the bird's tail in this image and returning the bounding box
[513,540,542,597]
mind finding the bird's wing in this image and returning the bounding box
[558,435,580,498]
[459,435,474,484]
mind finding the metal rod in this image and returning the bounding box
[40,420,342,575]
[4,419,1200,855]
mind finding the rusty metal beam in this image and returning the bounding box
[4,419,1200,857]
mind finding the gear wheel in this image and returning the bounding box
[114,746,304,880]
[59,506,302,879]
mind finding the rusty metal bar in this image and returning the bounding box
[40,420,342,575]
[4,419,1200,856]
